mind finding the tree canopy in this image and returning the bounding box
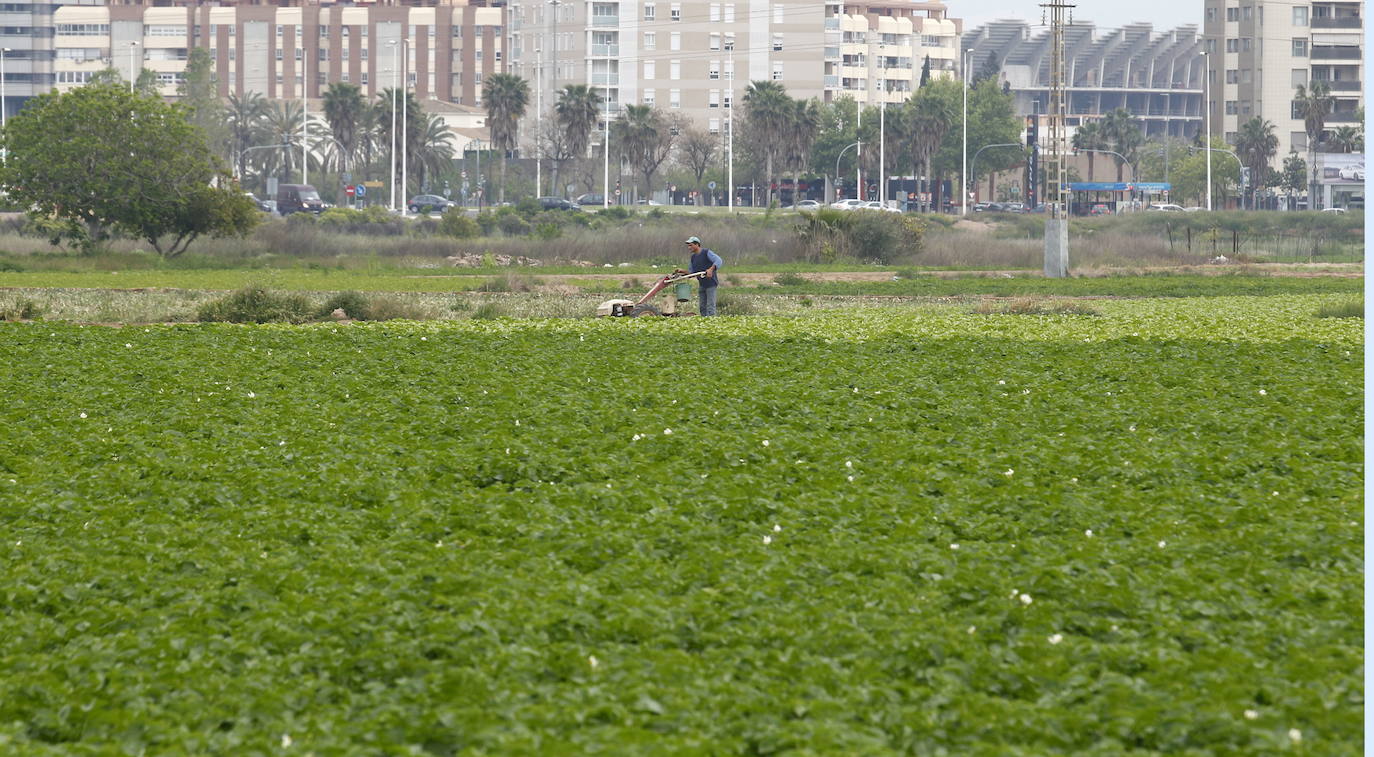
[0,83,257,256]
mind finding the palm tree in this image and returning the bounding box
[1100,108,1143,182]
[555,84,602,159]
[786,98,821,206]
[1071,121,1107,181]
[225,91,269,182]
[414,112,455,192]
[610,104,675,200]
[1235,117,1278,209]
[1328,125,1361,153]
[1294,82,1333,206]
[481,73,530,204]
[742,80,791,206]
[907,85,954,212]
[259,99,304,185]
[322,82,366,174]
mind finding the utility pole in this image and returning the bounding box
[1041,0,1073,277]
[727,33,734,210]
[878,42,885,208]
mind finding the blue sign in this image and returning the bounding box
[355,184,367,198]
[1130,182,1171,192]
[708,181,717,189]
[1069,182,1130,191]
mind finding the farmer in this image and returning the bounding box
[681,236,723,316]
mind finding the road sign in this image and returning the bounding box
[461,170,468,179]
[670,185,676,192]
[708,181,717,189]
[345,185,356,197]
[355,184,367,198]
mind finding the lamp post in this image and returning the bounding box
[602,82,610,208]
[402,38,411,212]
[1,47,9,164]
[961,48,973,215]
[387,41,398,211]
[727,34,734,210]
[970,142,1023,205]
[835,141,859,200]
[128,42,137,93]
[878,42,885,208]
[1201,50,1212,211]
[302,39,308,186]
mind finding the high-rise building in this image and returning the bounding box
[1202,0,1363,159]
[0,0,62,120]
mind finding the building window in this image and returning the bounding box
[146,25,187,37]
[1292,7,1308,25]
[1242,38,1251,52]
[644,3,655,20]
[723,91,731,108]
[1291,38,1307,56]
[1225,131,1237,142]
[362,48,368,61]
[724,60,734,80]
[453,26,463,38]
[671,3,681,21]
[643,88,654,105]
[773,4,783,23]
[710,4,720,22]
[670,60,680,79]
[772,62,783,80]
[644,60,655,79]
[342,72,350,82]
[1226,69,1237,83]
[1241,102,1250,115]
[319,48,328,62]
[670,32,680,51]
[1226,38,1238,52]
[709,89,719,107]
[709,60,719,79]
[1225,100,1237,114]
[276,48,284,61]
[1242,6,1252,20]
[56,23,110,36]
[362,72,369,85]
[708,117,719,134]
[1226,7,1238,21]
[319,26,327,38]
[1290,131,1306,150]
[772,33,783,51]
[644,32,655,50]
[1206,7,1215,21]
[725,4,735,22]
[1291,68,1307,88]
[1239,68,1251,83]
[1206,39,1216,53]
[709,33,720,51]
[276,25,284,37]
[670,88,680,108]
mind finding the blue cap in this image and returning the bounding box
[684,236,702,244]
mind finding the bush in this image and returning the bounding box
[972,298,1101,316]
[197,286,313,323]
[498,213,531,236]
[475,211,498,235]
[1315,299,1363,319]
[316,291,373,320]
[715,291,757,315]
[438,211,481,239]
[477,273,541,293]
[533,222,562,240]
[847,212,924,264]
[471,302,506,319]
[774,272,807,287]
[515,197,542,217]
[0,298,43,321]
[363,296,438,321]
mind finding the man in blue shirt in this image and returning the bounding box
[682,235,723,316]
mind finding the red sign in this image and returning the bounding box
[345,185,356,197]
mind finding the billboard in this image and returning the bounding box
[1317,153,1365,183]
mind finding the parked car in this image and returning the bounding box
[575,193,606,206]
[972,202,993,212]
[830,198,866,210]
[276,184,326,215]
[1321,207,1348,214]
[1089,203,1112,216]
[244,193,273,214]
[1183,206,1204,212]
[408,194,456,214]
[1146,203,1186,212]
[861,201,901,213]
[1004,202,1027,213]
[795,199,821,210]
[635,199,664,206]
[538,196,581,211]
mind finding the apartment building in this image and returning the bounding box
[1202,0,1363,158]
[0,0,67,121]
[508,0,960,140]
[962,20,1205,139]
[52,0,503,108]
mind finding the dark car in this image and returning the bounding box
[276,184,325,215]
[538,196,581,211]
[408,194,456,214]
[575,193,605,206]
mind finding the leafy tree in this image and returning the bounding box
[1328,125,1361,153]
[785,98,821,205]
[906,79,959,212]
[259,99,303,187]
[481,73,530,203]
[415,112,455,193]
[0,83,257,256]
[611,105,679,199]
[811,97,859,199]
[177,48,226,156]
[677,124,717,204]
[919,56,931,88]
[555,84,602,159]
[1169,136,1241,207]
[975,51,1000,86]
[1100,108,1144,181]
[1235,117,1277,208]
[934,78,1020,209]
[1071,121,1107,181]
[1280,151,1307,201]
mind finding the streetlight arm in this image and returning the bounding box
[834,141,860,198]
[1073,147,1137,181]
[969,143,1025,196]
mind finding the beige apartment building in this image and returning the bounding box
[508,0,960,139]
[1202,0,1363,159]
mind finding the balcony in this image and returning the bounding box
[590,43,619,56]
[824,18,840,30]
[1324,79,1361,91]
[824,74,839,87]
[591,72,619,85]
[590,14,619,27]
[1327,110,1361,122]
[824,46,839,59]
[1312,16,1362,28]
[1310,46,1361,59]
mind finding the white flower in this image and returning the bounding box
[1128,425,1136,432]
[588,655,599,668]
[998,380,1006,385]
[1258,389,1267,396]
[1271,491,1279,497]
[967,625,977,634]
[1004,469,1014,476]
[773,524,782,533]
[247,391,256,398]
[124,343,132,348]
[1048,633,1063,644]
[1287,728,1301,743]
[420,336,427,341]
[847,475,854,482]
[281,734,293,748]
[949,543,960,550]
[1019,593,1033,605]
[845,460,853,468]
[1243,709,1259,720]
[762,535,772,544]
[505,448,510,454]
[435,540,443,548]
[1084,529,1093,537]
[78,412,87,419]
[663,428,673,435]
[761,439,770,447]
[632,434,642,441]
[278,441,286,446]
[514,420,520,426]
[1158,540,1167,548]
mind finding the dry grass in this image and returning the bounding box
[972,297,1102,316]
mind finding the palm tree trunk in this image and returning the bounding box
[765,152,774,207]
[500,153,508,204]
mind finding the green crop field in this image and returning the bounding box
[0,295,1361,754]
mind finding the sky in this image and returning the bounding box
[960,0,1202,34]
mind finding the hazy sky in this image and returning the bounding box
[961,0,1202,33]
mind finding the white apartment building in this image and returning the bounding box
[509,0,960,141]
[1202,0,1363,159]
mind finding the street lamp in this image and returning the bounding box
[302,39,309,185]
[1,47,10,164]
[602,81,610,208]
[388,40,398,211]
[835,141,860,199]
[970,143,1023,205]
[878,42,885,208]
[402,38,411,212]
[727,34,734,209]
[128,42,138,93]
[1200,50,1212,211]
[961,48,973,215]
